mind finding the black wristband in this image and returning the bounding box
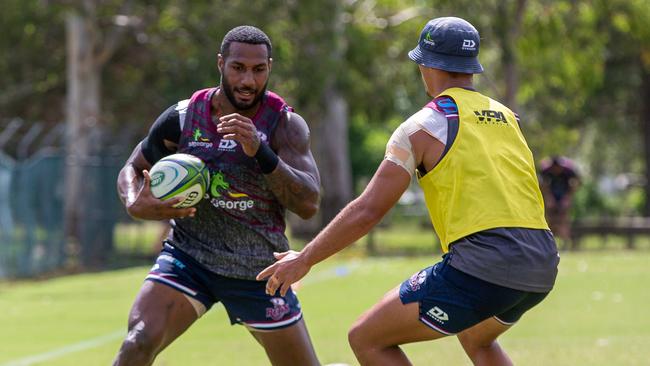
[254,143,279,174]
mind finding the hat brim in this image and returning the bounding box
[408,46,484,74]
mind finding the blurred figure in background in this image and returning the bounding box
[539,156,581,246]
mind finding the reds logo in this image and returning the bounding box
[266,297,290,321]
[408,270,427,291]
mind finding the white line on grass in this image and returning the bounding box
[0,260,362,366]
[0,330,124,366]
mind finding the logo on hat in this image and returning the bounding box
[462,39,476,51]
[424,32,435,46]
[408,17,484,74]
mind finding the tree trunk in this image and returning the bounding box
[286,0,352,238]
[641,61,650,216]
[497,0,527,110]
[65,12,100,243]
[288,85,352,239]
[314,86,353,225]
[64,1,130,266]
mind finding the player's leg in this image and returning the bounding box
[249,318,320,366]
[112,281,200,366]
[457,289,549,366]
[113,243,212,366]
[557,208,571,244]
[219,277,319,366]
[347,286,446,366]
[456,318,513,366]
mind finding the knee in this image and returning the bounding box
[114,320,163,365]
[347,320,370,355]
[458,332,498,360]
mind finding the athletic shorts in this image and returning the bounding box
[399,254,549,335]
[145,242,303,331]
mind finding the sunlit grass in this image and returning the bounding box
[1,251,648,365]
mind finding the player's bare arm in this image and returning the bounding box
[117,142,196,220]
[257,160,411,296]
[218,111,321,219]
[257,127,444,296]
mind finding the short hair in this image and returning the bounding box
[220,25,272,59]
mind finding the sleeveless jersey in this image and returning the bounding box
[170,88,291,280]
[418,87,548,252]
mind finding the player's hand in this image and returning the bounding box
[217,113,260,157]
[257,250,311,297]
[126,170,196,220]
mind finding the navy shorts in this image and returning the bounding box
[399,255,549,335]
[145,243,303,331]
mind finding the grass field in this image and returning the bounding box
[1,250,649,365]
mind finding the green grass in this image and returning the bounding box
[1,251,649,365]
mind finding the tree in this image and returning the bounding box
[65,0,134,266]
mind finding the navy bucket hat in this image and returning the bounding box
[408,17,484,74]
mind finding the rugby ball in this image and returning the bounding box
[149,153,210,208]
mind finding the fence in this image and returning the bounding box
[0,119,152,278]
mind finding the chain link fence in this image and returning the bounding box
[0,119,155,278]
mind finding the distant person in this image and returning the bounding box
[113,26,321,366]
[259,17,559,366]
[540,156,581,245]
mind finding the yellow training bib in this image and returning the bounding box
[418,88,548,252]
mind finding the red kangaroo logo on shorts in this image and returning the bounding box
[266,297,290,321]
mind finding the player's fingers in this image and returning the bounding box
[256,265,276,281]
[219,113,252,124]
[220,124,254,138]
[176,207,196,218]
[279,282,291,297]
[273,251,290,259]
[140,170,152,191]
[160,200,196,218]
[165,196,184,206]
[219,113,240,121]
[266,276,279,295]
[218,118,255,133]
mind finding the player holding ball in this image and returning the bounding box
[114,26,321,366]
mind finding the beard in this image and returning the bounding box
[221,75,268,111]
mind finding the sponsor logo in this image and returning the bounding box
[426,306,449,323]
[189,128,214,148]
[474,109,508,125]
[257,130,268,143]
[218,139,237,151]
[209,171,255,211]
[266,297,290,321]
[180,191,201,206]
[150,172,164,187]
[193,128,210,142]
[408,270,427,291]
[423,32,435,46]
[462,39,476,50]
